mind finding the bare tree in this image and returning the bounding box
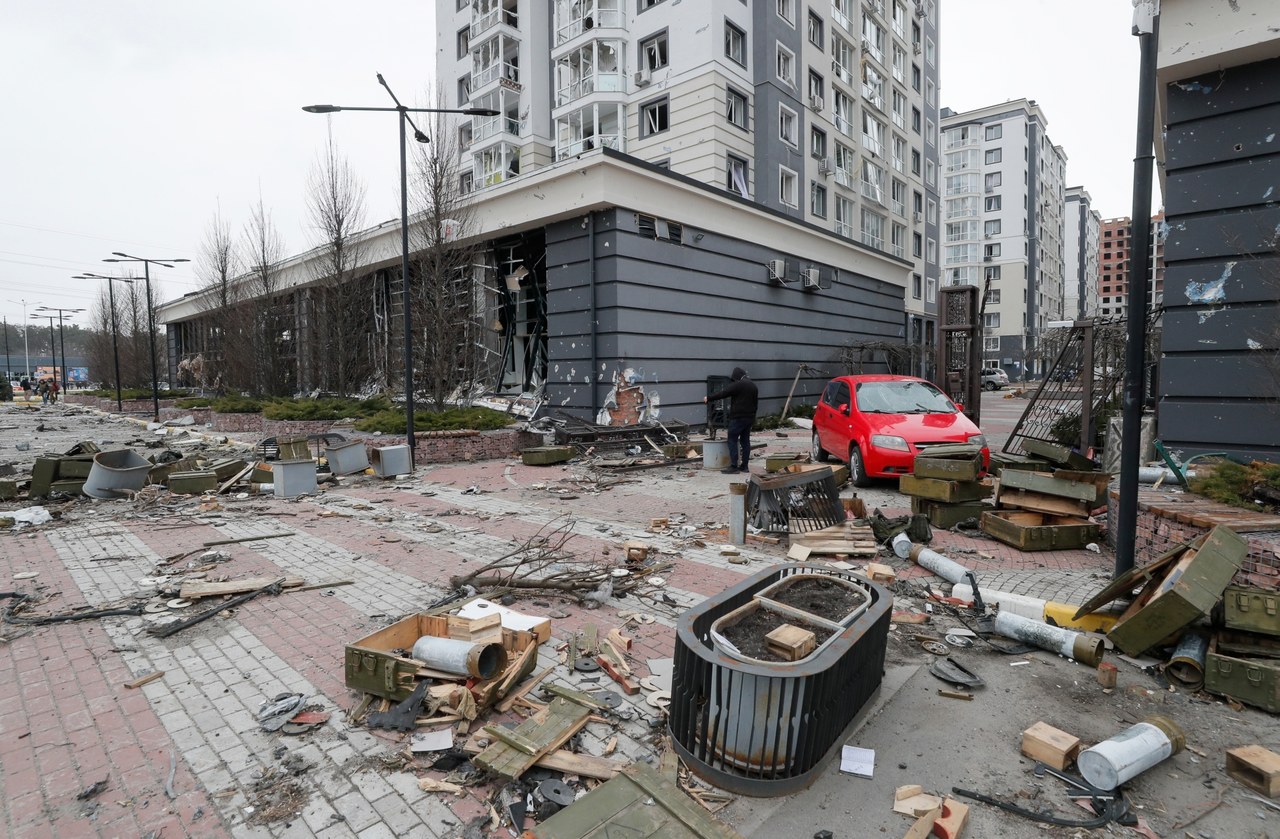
[305,131,372,396]
[194,207,254,393]
[242,195,291,396]
[85,288,118,390]
[409,96,489,412]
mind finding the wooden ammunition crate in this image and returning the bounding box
[1216,586,1280,638]
[57,455,96,479]
[980,510,1098,551]
[911,497,988,529]
[1206,635,1280,713]
[898,474,992,503]
[521,446,575,466]
[1021,438,1095,471]
[345,611,538,703]
[912,445,984,482]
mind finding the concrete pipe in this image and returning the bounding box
[1078,716,1185,791]
[1138,466,1197,484]
[904,541,972,585]
[992,611,1104,667]
[411,636,508,679]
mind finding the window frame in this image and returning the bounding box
[807,10,824,48]
[640,31,669,71]
[775,42,796,86]
[726,153,750,197]
[779,165,799,208]
[779,103,799,147]
[810,181,828,217]
[640,96,671,137]
[726,86,749,130]
[724,20,746,66]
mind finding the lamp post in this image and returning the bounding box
[74,273,133,411]
[6,298,39,379]
[102,253,189,422]
[302,74,498,457]
[36,306,85,394]
[31,314,56,395]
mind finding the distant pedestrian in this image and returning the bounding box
[38,379,49,404]
[50,380,60,404]
[20,378,31,401]
[704,367,758,474]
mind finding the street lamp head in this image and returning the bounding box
[303,104,342,113]
[464,108,502,117]
[413,130,430,144]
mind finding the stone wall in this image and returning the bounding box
[369,428,544,465]
[262,418,343,438]
[210,412,264,433]
[1108,486,1280,591]
[159,406,213,425]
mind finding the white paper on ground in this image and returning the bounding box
[410,728,455,753]
[839,745,875,778]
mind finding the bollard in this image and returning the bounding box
[1078,716,1185,791]
[992,611,1104,667]
[729,482,747,546]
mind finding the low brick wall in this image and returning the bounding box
[1108,485,1280,591]
[367,428,543,465]
[261,418,341,438]
[211,412,264,432]
[159,406,213,425]
[64,394,178,414]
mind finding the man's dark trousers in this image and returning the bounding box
[727,417,752,470]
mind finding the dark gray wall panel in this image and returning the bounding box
[1161,306,1280,352]
[1162,258,1280,307]
[1164,155,1280,215]
[1165,102,1280,170]
[1165,57,1280,124]
[1162,205,1280,261]
[1158,400,1280,447]
[1161,355,1277,398]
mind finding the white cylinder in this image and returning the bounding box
[952,585,1046,620]
[411,636,507,679]
[1078,718,1185,791]
[891,532,912,559]
[992,611,1103,666]
[908,544,971,585]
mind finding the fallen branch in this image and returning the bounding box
[150,577,285,638]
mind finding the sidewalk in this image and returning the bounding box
[2,402,1274,839]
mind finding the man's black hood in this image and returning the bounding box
[731,367,747,381]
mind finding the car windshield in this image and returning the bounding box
[855,380,956,414]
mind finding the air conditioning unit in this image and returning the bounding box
[912,211,922,222]
[984,233,993,239]
[767,259,791,283]
[912,42,921,55]
[817,157,833,176]
[802,267,822,289]
[915,1,926,17]
[634,69,651,87]
[810,94,823,111]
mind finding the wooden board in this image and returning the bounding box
[460,736,624,780]
[1021,721,1081,770]
[980,510,1098,552]
[994,484,1091,518]
[473,696,591,779]
[179,576,305,599]
[1226,745,1280,798]
[527,762,743,839]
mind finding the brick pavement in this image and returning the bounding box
[1,405,1117,838]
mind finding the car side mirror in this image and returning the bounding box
[838,403,850,415]
[954,403,965,412]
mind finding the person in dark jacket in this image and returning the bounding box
[704,367,758,474]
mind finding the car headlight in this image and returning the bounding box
[871,434,910,451]
[967,433,987,447]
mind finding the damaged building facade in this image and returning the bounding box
[160,0,943,422]
[1155,0,1280,462]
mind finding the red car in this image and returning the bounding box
[811,375,990,486]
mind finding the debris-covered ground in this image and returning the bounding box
[2,398,1278,839]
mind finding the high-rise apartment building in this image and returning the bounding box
[1063,187,1101,320]
[1098,212,1164,318]
[938,99,1067,381]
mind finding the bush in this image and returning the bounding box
[82,387,189,400]
[353,406,514,434]
[176,397,214,408]
[752,403,816,431]
[211,395,263,414]
[1190,461,1280,510]
[262,396,391,422]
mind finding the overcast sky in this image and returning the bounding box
[0,0,1142,332]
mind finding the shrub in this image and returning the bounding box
[176,397,214,408]
[1190,461,1280,510]
[263,396,389,421]
[211,395,263,414]
[353,406,514,434]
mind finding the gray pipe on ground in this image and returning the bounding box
[411,636,507,679]
[1166,631,1209,690]
[894,535,971,585]
[992,611,1104,667]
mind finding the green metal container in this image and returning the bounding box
[980,510,1099,552]
[30,457,59,498]
[49,478,86,496]
[1206,635,1280,713]
[898,474,991,503]
[521,445,575,466]
[911,497,988,529]
[168,470,218,495]
[1217,586,1280,638]
[56,455,96,479]
[912,445,984,482]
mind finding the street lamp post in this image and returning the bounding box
[102,253,189,422]
[302,74,497,457]
[31,314,56,394]
[37,307,85,395]
[7,298,39,379]
[74,273,133,411]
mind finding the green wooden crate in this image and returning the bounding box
[56,455,96,479]
[1217,586,1280,638]
[663,442,703,458]
[912,497,988,529]
[999,469,1098,502]
[0,479,16,500]
[30,457,59,498]
[1206,635,1280,713]
[49,478,86,496]
[899,474,991,503]
[980,510,1098,551]
[1021,438,1095,471]
[168,470,218,495]
[521,445,575,466]
[913,445,984,482]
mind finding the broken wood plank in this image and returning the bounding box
[493,643,538,699]
[481,725,540,755]
[124,671,164,689]
[150,578,285,639]
[200,532,295,547]
[597,655,641,694]
[496,665,554,713]
[290,579,355,593]
[540,682,612,710]
[461,738,624,780]
[473,697,592,780]
[217,464,255,494]
[179,576,305,599]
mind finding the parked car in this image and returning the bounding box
[981,368,1009,391]
[811,374,990,487]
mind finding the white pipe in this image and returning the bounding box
[952,585,1046,620]
[905,542,971,585]
[1138,466,1196,484]
[411,636,507,679]
[992,611,1103,666]
[1078,717,1185,791]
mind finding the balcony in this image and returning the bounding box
[473,60,521,91]
[944,135,979,150]
[832,6,854,34]
[834,114,854,138]
[557,132,622,159]
[891,111,905,130]
[892,242,906,259]
[473,114,521,144]
[471,4,517,39]
[555,71,625,107]
[862,135,883,157]
[892,155,905,174]
[555,7,624,45]
[835,169,854,189]
[861,84,884,111]
[891,198,906,217]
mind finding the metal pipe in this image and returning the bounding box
[729,482,747,545]
[992,611,1103,666]
[411,636,507,679]
[899,538,971,585]
[1166,630,1208,690]
[1115,2,1160,576]
[1138,466,1195,484]
[398,106,416,461]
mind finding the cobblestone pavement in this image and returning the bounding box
[1,402,1117,838]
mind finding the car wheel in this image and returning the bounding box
[848,444,873,487]
[985,382,998,391]
[811,430,830,462]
